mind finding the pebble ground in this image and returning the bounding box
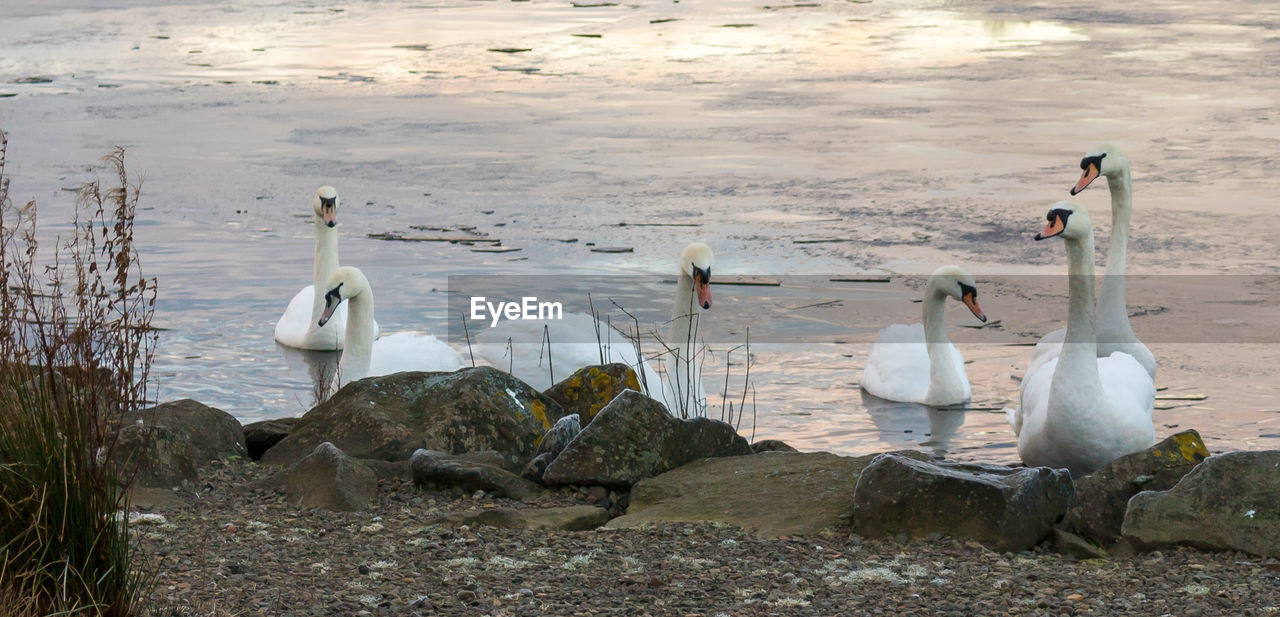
[138,459,1280,616]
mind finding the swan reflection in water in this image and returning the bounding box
[860,389,967,457]
[278,345,341,408]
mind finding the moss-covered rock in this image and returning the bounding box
[1062,429,1209,546]
[1122,450,1280,558]
[609,450,930,537]
[409,449,541,500]
[243,417,299,461]
[542,364,640,425]
[522,413,581,481]
[850,453,1074,553]
[285,442,376,512]
[541,389,752,489]
[751,439,799,454]
[116,399,246,488]
[262,367,564,466]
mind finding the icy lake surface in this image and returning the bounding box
[2,0,1278,461]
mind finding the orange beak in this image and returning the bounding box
[962,291,986,322]
[1035,215,1066,240]
[1070,163,1100,196]
[695,277,712,310]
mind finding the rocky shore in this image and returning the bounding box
[122,365,1280,615]
[137,459,1279,616]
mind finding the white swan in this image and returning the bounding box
[274,186,377,350]
[1009,202,1155,477]
[318,266,464,384]
[473,243,714,415]
[1023,145,1156,392]
[859,265,987,406]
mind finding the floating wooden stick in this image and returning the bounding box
[616,222,702,227]
[1155,393,1208,401]
[661,276,782,287]
[959,319,1002,329]
[717,276,781,287]
[367,232,500,244]
[787,299,842,311]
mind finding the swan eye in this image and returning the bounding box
[1079,154,1105,171]
[324,283,343,306]
[692,265,710,283]
[958,283,976,299]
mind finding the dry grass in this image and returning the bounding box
[0,130,157,616]
[609,297,755,431]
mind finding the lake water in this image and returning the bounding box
[2,0,1278,462]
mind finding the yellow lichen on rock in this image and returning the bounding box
[529,399,552,431]
[543,364,642,425]
[1154,431,1210,465]
[578,366,640,423]
[1174,431,1210,460]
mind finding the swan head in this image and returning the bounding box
[1035,200,1091,242]
[1070,143,1128,196]
[317,266,368,326]
[679,243,714,310]
[313,186,339,228]
[929,265,986,322]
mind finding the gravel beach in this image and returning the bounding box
[138,459,1280,616]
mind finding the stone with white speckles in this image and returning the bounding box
[1123,450,1280,558]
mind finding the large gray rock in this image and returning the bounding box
[541,390,752,489]
[262,367,564,466]
[537,413,581,459]
[543,364,641,425]
[116,399,247,488]
[679,417,754,462]
[1122,450,1280,558]
[851,453,1074,553]
[410,449,541,500]
[1062,430,1209,546]
[243,417,299,461]
[608,450,930,537]
[128,486,183,510]
[285,442,376,512]
[521,414,581,481]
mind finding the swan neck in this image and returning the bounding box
[340,288,376,383]
[1104,168,1132,275]
[668,271,698,353]
[1063,231,1099,353]
[313,218,340,317]
[1098,167,1133,338]
[922,284,961,391]
[665,271,700,411]
[1048,229,1106,410]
